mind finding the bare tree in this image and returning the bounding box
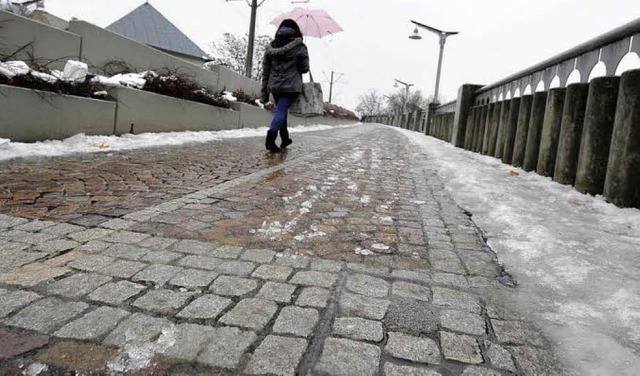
[355,89,385,116]
[206,33,271,82]
[385,89,432,114]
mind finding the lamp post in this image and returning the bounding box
[409,20,458,103]
[394,78,413,115]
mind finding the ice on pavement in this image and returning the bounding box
[399,128,640,376]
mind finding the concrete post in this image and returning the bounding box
[512,95,533,167]
[554,83,589,185]
[575,76,620,195]
[475,105,488,152]
[464,107,477,150]
[482,103,496,154]
[494,99,512,159]
[604,69,640,208]
[425,103,438,136]
[502,97,521,164]
[523,92,548,172]
[488,101,503,156]
[451,84,484,147]
[537,88,567,177]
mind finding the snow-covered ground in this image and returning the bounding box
[399,128,640,376]
[0,124,359,162]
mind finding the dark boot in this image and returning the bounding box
[265,130,281,153]
[280,123,293,148]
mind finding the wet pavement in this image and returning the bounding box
[0,124,561,375]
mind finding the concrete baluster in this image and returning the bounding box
[512,95,533,167]
[523,92,548,172]
[475,105,488,152]
[604,69,640,208]
[575,76,620,195]
[502,97,521,164]
[487,102,502,156]
[482,103,496,155]
[554,83,589,185]
[537,88,566,177]
[494,100,512,159]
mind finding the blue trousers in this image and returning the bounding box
[270,94,296,132]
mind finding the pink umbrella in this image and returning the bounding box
[270,7,343,39]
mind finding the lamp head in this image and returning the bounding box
[409,27,422,40]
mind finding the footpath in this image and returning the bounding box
[0,124,561,375]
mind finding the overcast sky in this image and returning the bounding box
[45,0,640,111]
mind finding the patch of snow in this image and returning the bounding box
[0,138,10,148]
[360,195,371,204]
[22,362,48,376]
[108,325,176,373]
[371,243,390,251]
[62,60,88,82]
[93,91,108,97]
[0,60,29,77]
[222,91,237,102]
[355,247,372,256]
[29,71,57,83]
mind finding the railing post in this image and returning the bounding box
[512,95,533,167]
[488,101,502,155]
[450,84,483,147]
[481,103,496,154]
[523,91,548,172]
[537,88,566,177]
[502,97,521,164]
[554,83,589,185]
[494,99,512,159]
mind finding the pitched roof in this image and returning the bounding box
[107,2,206,59]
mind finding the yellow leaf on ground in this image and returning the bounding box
[91,143,110,149]
[508,170,520,177]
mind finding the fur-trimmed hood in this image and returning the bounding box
[265,38,304,58]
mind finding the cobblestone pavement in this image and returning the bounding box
[0,125,562,375]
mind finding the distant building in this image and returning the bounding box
[106,2,207,66]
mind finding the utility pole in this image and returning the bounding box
[394,78,414,115]
[225,0,267,78]
[325,71,344,104]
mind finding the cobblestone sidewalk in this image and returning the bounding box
[0,125,562,375]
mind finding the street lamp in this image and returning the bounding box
[409,20,458,103]
[394,78,413,115]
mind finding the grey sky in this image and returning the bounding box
[46,0,640,111]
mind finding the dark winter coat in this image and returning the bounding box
[261,37,309,98]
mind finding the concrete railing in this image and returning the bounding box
[367,17,640,209]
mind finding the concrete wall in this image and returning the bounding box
[0,84,116,142]
[108,86,240,135]
[68,20,220,91]
[0,10,81,70]
[209,65,262,96]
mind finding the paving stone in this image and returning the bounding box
[178,255,225,270]
[0,328,49,361]
[138,236,178,250]
[0,249,44,271]
[383,363,442,376]
[35,341,117,372]
[256,282,296,303]
[141,250,183,264]
[177,294,233,319]
[219,298,278,330]
[273,306,319,337]
[101,230,150,244]
[0,263,71,287]
[54,306,130,340]
[209,245,244,259]
[339,292,390,320]
[315,338,381,376]
[346,262,389,276]
[103,312,174,347]
[346,274,390,298]
[169,269,219,289]
[251,264,293,282]
[41,223,84,236]
[440,331,483,364]
[483,341,516,372]
[133,264,183,286]
[216,260,257,277]
[100,218,136,230]
[132,289,194,314]
[3,230,57,244]
[68,228,114,243]
[67,254,116,272]
[492,320,546,347]
[98,260,147,279]
[46,273,112,299]
[0,215,28,228]
[508,346,561,376]
[385,332,441,364]
[289,270,338,288]
[241,248,276,263]
[88,280,147,304]
[440,310,486,336]
[391,269,431,284]
[197,326,257,369]
[245,335,307,376]
[172,239,220,255]
[43,251,85,267]
[7,297,88,333]
[0,290,41,318]
[332,317,383,342]
[35,239,81,253]
[210,275,259,296]
[274,253,310,268]
[311,259,344,272]
[391,281,431,301]
[459,366,501,376]
[74,240,111,253]
[101,243,149,260]
[296,287,330,308]
[163,323,216,361]
[14,220,56,232]
[433,272,469,288]
[432,287,482,313]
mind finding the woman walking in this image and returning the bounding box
[261,19,309,152]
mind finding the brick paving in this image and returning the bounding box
[0,125,561,375]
